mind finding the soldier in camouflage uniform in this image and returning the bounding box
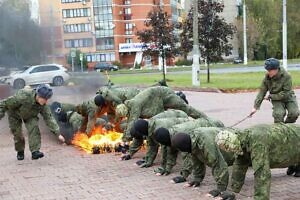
[153,117,225,183]
[94,86,141,132]
[250,58,300,176]
[74,98,103,136]
[120,109,190,167]
[250,58,299,123]
[58,110,108,133]
[0,84,65,160]
[171,128,235,200]
[96,86,141,106]
[115,86,208,142]
[50,98,102,136]
[216,123,300,200]
[50,101,77,114]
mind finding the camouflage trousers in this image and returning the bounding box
[8,114,41,152]
[272,98,300,123]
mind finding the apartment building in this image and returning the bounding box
[184,0,240,58]
[38,0,183,69]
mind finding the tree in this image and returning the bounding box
[240,0,300,59]
[137,7,178,82]
[67,50,88,72]
[0,0,42,67]
[236,15,260,60]
[180,0,236,83]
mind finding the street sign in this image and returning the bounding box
[71,48,76,58]
[79,53,83,61]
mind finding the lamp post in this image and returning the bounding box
[192,0,200,86]
[282,0,287,69]
[243,0,248,65]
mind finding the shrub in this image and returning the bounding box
[134,62,141,69]
[175,59,193,66]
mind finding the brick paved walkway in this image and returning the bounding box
[0,87,300,200]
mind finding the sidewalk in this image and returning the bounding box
[0,88,300,200]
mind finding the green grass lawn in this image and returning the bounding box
[110,58,300,75]
[110,71,300,91]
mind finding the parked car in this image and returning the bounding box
[4,64,71,89]
[94,62,119,72]
[233,58,243,64]
[0,67,10,76]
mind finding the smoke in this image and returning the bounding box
[0,1,42,68]
[51,71,108,105]
[49,72,110,143]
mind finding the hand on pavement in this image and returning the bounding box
[58,134,65,143]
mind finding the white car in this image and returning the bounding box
[5,64,71,89]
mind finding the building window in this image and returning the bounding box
[125,23,133,35]
[93,1,114,38]
[124,0,131,5]
[62,8,91,18]
[86,52,115,62]
[64,38,93,48]
[63,23,92,33]
[61,0,90,2]
[94,0,112,6]
[125,38,133,43]
[61,0,82,3]
[124,7,131,14]
[96,38,114,50]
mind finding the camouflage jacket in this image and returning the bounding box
[67,111,83,131]
[0,89,60,135]
[232,123,300,200]
[151,109,189,119]
[189,127,234,191]
[161,117,225,172]
[76,99,102,135]
[123,87,167,140]
[123,86,207,140]
[61,103,77,113]
[97,86,140,107]
[128,117,190,165]
[254,67,296,109]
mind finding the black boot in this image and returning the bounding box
[32,151,44,160]
[294,171,300,177]
[17,151,24,160]
[293,165,300,177]
[287,166,296,176]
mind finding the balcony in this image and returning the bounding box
[123,14,132,20]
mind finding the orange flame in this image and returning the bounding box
[71,126,123,154]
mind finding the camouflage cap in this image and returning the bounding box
[215,130,243,155]
[116,104,128,117]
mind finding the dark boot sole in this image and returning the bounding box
[17,156,24,160]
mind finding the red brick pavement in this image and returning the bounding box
[0,87,300,200]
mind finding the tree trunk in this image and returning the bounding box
[207,60,210,83]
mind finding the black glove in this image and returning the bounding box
[208,189,221,197]
[219,191,236,200]
[121,154,131,160]
[172,176,186,183]
[136,160,145,166]
[187,180,200,187]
